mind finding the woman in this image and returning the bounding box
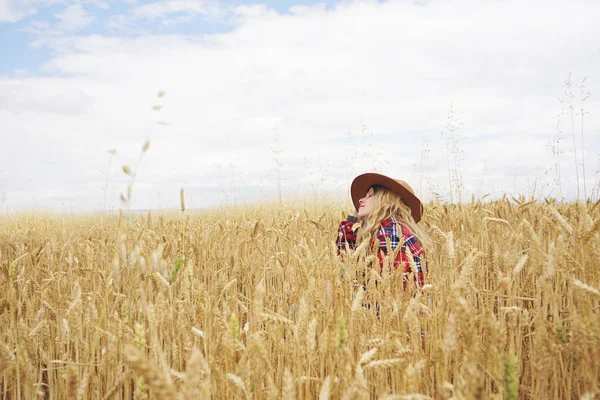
[336,173,428,290]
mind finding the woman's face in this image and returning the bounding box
[357,187,375,221]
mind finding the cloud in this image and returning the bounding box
[3,0,600,212]
[132,0,225,21]
[0,0,69,23]
[0,78,94,115]
[0,0,32,22]
[106,0,226,33]
[23,20,62,36]
[21,2,98,37]
[55,4,95,31]
[0,0,17,22]
[232,4,277,20]
[79,0,110,9]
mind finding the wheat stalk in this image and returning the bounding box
[180,188,185,213]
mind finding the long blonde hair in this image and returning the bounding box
[356,185,429,253]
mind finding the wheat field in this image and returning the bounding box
[1,197,599,399]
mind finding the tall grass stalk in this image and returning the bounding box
[564,73,581,201]
[579,77,591,199]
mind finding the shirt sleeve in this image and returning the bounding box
[375,221,426,289]
[336,220,357,255]
[400,225,425,289]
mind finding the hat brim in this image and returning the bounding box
[351,173,423,223]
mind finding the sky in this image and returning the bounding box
[1,0,600,212]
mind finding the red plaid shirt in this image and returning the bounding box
[336,216,426,289]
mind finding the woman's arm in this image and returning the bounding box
[399,224,425,289]
[376,220,425,289]
[336,216,358,255]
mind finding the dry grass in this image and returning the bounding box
[0,197,599,399]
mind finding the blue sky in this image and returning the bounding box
[1,0,344,75]
[1,0,600,212]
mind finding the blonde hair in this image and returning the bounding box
[356,185,429,254]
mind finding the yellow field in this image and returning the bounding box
[1,198,599,399]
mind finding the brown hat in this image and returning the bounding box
[351,172,424,223]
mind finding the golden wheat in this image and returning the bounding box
[0,199,599,398]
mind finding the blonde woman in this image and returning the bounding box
[336,173,428,290]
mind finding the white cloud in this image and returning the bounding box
[23,3,97,36]
[106,1,226,33]
[0,0,18,22]
[232,4,277,20]
[78,0,110,9]
[106,13,129,31]
[24,20,62,36]
[55,4,95,31]
[3,0,600,212]
[0,79,94,115]
[0,0,69,23]
[132,0,224,21]
[0,0,33,22]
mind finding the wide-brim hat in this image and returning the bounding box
[351,172,423,223]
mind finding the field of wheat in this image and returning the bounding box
[1,197,599,399]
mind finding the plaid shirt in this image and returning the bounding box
[336,216,426,289]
